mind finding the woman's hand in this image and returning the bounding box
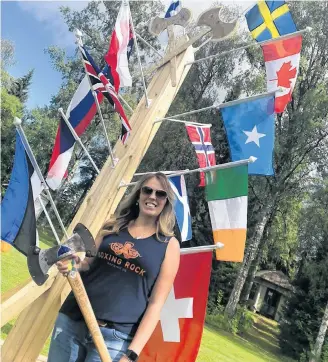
[56,254,82,275]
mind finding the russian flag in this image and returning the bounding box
[104,0,133,93]
[46,76,103,190]
[169,175,192,242]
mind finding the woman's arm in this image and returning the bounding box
[126,237,180,356]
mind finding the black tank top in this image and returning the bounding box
[60,229,170,335]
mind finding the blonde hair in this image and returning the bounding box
[101,172,176,241]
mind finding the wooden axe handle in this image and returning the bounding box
[67,271,112,362]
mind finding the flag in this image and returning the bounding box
[262,35,302,113]
[169,175,192,242]
[46,75,101,190]
[221,94,275,175]
[104,0,133,92]
[140,251,212,362]
[245,0,297,42]
[205,164,248,262]
[81,45,132,144]
[165,0,181,18]
[185,124,216,187]
[1,131,37,255]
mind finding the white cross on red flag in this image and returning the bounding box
[139,251,212,361]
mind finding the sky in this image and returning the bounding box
[1,0,254,110]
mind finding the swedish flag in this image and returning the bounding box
[245,1,297,42]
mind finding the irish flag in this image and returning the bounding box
[205,164,248,262]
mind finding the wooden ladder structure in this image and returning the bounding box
[1,44,194,362]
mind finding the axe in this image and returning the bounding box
[27,223,112,362]
[149,7,192,87]
[145,6,238,75]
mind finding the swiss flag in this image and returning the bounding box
[139,251,212,362]
[262,35,302,113]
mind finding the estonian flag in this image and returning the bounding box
[1,131,37,255]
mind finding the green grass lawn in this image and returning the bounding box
[1,231,56,356]
[198,318,295,362]
[2,231,295,361]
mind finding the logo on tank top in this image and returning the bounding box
[110,241,141,259]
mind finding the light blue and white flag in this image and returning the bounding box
[220,94,275,176]
[169,175,192,242]
[165,0,181,18]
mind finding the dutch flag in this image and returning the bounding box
[169,175,192,242]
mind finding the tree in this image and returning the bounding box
[1,87,23,194]
[279,180,328,361]
[1,39,15,69]
[225,1,328,317]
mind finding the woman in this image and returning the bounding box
[48,172,180,362]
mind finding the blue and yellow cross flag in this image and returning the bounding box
[245,0,297,42]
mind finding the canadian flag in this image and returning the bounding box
[139,251,212,362]
[262,35,302,113]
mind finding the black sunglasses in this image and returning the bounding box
[141,186,168,200]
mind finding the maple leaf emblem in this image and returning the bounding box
[275,61,297,88]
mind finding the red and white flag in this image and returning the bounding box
[139,251,212,362]
[105,0,133,92]
[262,35,302,113]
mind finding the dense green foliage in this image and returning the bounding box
[279,181,328,361]
[2,1,328,360]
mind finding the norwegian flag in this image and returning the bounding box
[186,124,216,187]
[140,250,212,362]
[105,0,134,93]
[80,45,132,144]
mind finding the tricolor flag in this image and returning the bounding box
[245,0,297,42]
[185,124,216,187]
[81,45,132,144]
[140,250,212,361]
[105,0,133,92]
[262,35,302,113]
[205,164,248,262]
[169,175,192,242]
[1,131,37,255]
[165,0,181,18]
[46,76,101,190]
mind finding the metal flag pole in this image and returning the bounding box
[14,117,69,239]
[37,195,61,245]
[75,29,116,168]
[128,1,151,107]
[155,90,277,122]
[134,169,189,176]
[135,32,164,59]
[120,157,255,188]
[58,108,100,175]
[187,27,312,66]
[180,243,224,255]
[154,118,212,127]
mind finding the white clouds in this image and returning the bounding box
[17,1,90,48]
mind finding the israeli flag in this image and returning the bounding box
[169,175,192,242]
[165,0,181,18]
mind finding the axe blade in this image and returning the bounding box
[197,7,238,41]
[149,8,192,36]
[28,223,97,286]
